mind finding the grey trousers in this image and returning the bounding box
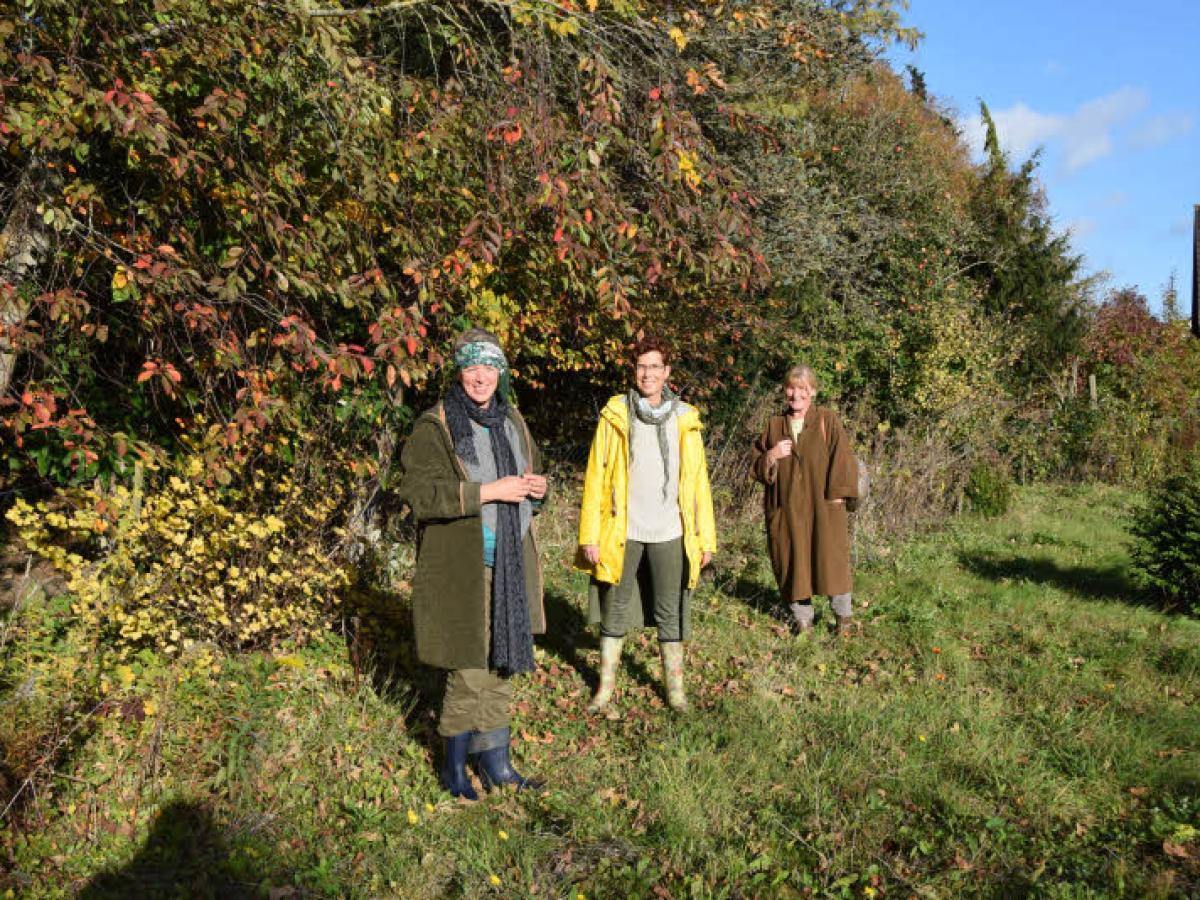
[601,537,686,641]
[790,593,853,627]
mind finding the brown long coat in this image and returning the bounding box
[750,407,858,600]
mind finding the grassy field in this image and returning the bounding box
[2,482,1198,898]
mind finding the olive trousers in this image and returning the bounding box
[437,569,513,738]
[600,537,686,642]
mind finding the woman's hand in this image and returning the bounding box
[523,470,548,500]
[701,551,713,568]
[481,475,531,504]
[771,439,794,461]
[581,544,600,565]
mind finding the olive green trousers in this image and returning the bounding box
[600,537,686,642]
[437,569,513,738]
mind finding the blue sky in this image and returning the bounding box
[888,0,1199,313]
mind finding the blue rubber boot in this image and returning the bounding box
[440,732,478,800]
[471,727,543,792]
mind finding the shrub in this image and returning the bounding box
[4,450,352,656]
[964,460,1012,517]
[1129,463,1200,615]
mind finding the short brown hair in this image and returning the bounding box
[632,334,672,366]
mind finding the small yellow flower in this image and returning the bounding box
[407,809,419,825]
[498,829,509,841]
[918,734,927,743]
[864,888,877,898]
[488,874,501,887]
[424,802,435,813]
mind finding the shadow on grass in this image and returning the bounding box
[79,800,274,899]
[341,584,441,741]
[539,586,658,693]
[956,551,1166,609]
[717,570,777,614]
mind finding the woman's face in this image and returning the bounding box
[784,377,816,417]
[634,350,670,402]
[459,364,500,407]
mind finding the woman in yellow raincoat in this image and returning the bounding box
[575,335,716,712]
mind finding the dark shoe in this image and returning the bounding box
[440,732,478,800]
[471,727,543,792]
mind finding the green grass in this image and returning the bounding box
[2,483,1198,898]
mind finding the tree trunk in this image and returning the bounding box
[1,161,57,398]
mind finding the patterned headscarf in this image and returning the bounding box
[454,340,508,373]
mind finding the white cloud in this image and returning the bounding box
[1131,111,1196,149]
[1061,87,1148,172]
[1068,218,1098,241]
[991,103,1066,159]
[958,86,1150,174]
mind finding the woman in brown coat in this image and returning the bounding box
[751,365,859,635]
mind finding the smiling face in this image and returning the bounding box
[784,375,817,418]
[459,364,500,407]
[634,350,671,405]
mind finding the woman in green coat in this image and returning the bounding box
[397,328,547,799]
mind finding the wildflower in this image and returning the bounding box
[407,809,419,825]
[424,802,435,813]
[498,829,509,841]
[918,734,927,743]
[489,874,501,887]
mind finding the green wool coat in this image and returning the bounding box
[397,403,545,671]
[750,406,858,600]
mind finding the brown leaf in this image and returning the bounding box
[1163,840,1192,859]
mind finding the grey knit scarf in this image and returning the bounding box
[626,386,677,501]
[443,383,535,675]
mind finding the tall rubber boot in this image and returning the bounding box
[587,635,624,713]
[471,726,542,792]
[440,732,478,800]
[660,640,689,712]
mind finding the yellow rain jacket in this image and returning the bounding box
[576,395,717,591]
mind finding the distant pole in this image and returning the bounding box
[1193,204,1199,337]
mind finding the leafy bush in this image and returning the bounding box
[5,450,351,655]
[964,460,1012,517]
[1129,463,1200,614]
